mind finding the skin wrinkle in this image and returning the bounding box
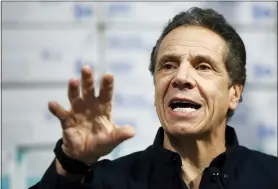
[155,31,228,73]
[157,31,226,51]
[157,44,226,68]
[157,52,220,69]
[158,43,217,58]
[156,52,225,79]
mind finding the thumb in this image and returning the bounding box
[112,125,135,145]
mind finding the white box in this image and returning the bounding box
[3,29,98,51]
[243,90,277,123]
[104,29,160,53]
[2,2,98,23]
[242,2,277,25]
[202,2,276,26]
[2,50,99,82]
[240,32,277,84]
[3,89,69,147]
[106,56,154,88]
[3,29,99,82]
[104,29,160,85]
[102,2,204,24]
[232,90,277,154]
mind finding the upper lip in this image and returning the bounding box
[168,97,201,107]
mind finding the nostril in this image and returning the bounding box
[183,83,193,89]
[172,82,179,88]
[172,81,194,90]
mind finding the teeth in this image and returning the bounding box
[173,107,197,112]
[172,100,199,106]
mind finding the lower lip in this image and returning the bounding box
[167,107,202,118]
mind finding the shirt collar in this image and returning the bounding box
[151,125,239,166]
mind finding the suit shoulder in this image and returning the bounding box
[242,146,278,174]
[246,147,278,163]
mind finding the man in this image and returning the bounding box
[31,7,277,189]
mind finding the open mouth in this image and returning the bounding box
[169,99,202,112]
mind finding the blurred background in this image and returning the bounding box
[1,1,277,189]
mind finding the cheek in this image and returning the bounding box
[197,75,229,103]
[154,80,168,122]
[154,77,171,103]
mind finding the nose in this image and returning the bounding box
[171,63,196,90]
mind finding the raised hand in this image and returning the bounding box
[48,65,135,164]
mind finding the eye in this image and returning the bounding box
[196,64,211,71]
[162,62,176,70]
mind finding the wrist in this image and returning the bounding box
[54,139,94,182]
[61,145,99,165]
[55,159,86,182]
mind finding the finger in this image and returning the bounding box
[112,125,135,145]
[81,65,95,100]
[68,78,81,105]
[98,73,114,104]
[48,101,69,122]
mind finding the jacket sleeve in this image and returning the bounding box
[28,159,108,189]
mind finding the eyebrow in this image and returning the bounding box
[189,54,218,67]
[157,54,183,65]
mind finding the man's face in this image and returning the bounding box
[154,25,242,137]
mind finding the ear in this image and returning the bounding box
[228,84,243,111]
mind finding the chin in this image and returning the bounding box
[163,121,206,138]
[162,106,209,136]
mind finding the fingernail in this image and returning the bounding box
[83,65,91,70]
[105,72,113,75]
[48,101,56,107]
[69,78,79,85]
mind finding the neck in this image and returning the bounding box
[163,123,226,186]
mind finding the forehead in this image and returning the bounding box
[157,26,227,62]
